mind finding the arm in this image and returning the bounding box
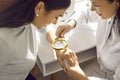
[46,29,76,71]
[46,29,56,44]
[56,1,99,37]
[55,19,76,37]
[66,52,88,80]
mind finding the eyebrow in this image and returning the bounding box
[92,2,101,5]
[92,1,99,4]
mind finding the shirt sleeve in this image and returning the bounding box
[0,38,9,70]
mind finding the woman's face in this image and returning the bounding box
[40,9,67,26]
[33,2,67,29]
[90,0,119,19]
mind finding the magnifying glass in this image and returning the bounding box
[52,37,68,50]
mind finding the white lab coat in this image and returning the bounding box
[96,17,120,80]
[71,2,120,80]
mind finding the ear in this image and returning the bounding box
[114,0,119,8]
[34,1,45,16]
[116,2,119,7]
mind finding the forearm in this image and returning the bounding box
[70,71,88,80]
[67,68,88,80]
[46,30,56,44]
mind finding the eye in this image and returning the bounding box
[55,15,62,20]
[92,4,101,7]
[55,17,58,20]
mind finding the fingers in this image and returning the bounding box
[60,29,68,37]
[68,51,78,66]
[61,51,76,67]
[55,49,78,72]
[72,51,79,65]
[56,25,71,37]
[57,58,67,72]
[65,52,75,66]
[56,26,64,37]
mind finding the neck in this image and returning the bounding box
[32,17,44,29]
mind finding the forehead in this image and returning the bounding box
[47,9,67,16]
[90,0,108,3]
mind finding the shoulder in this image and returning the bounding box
[0,24,32,37]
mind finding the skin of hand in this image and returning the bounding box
[46,30,76,71]
[46,29,56,44]
[56,19,76,37]
[66,55,88,80]
[55,48,76,71]
[55,24,73,37]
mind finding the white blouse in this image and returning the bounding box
[0,24,40,80]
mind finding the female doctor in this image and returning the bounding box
[55,0,120,80]
[0,0,75,80]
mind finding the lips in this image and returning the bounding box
[96,12,102,16]
[97,13,102,16]
[98,14,102,16]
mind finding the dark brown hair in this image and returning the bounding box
[107,0,120,34]
[0,0,71,28]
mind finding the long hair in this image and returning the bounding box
[115,0,120,34]
[0,0,71,28]
[108,0,120,35]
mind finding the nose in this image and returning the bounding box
[91,5,95,11]
[52,18,57,24]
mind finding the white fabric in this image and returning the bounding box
[88,77,108,80]
[72,5,120,80]
[96,17,120,80]
[0,24,40,80]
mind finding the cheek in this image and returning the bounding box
[103,8,116,18]
[45,16,55,24]
[97,8,110,18]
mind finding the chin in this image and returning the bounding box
[38,26,46,29]
[101,17,106,19]
[100,16,108,19]
[102,16,112,20]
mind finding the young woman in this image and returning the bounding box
[55,0,120,80]
[0,0,73,80]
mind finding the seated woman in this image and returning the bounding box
[0,0,76,80]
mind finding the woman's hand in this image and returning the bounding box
[56,19,76,37]
[55,48,76,71]
[55,24,73,37]
[66,55,88,80]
